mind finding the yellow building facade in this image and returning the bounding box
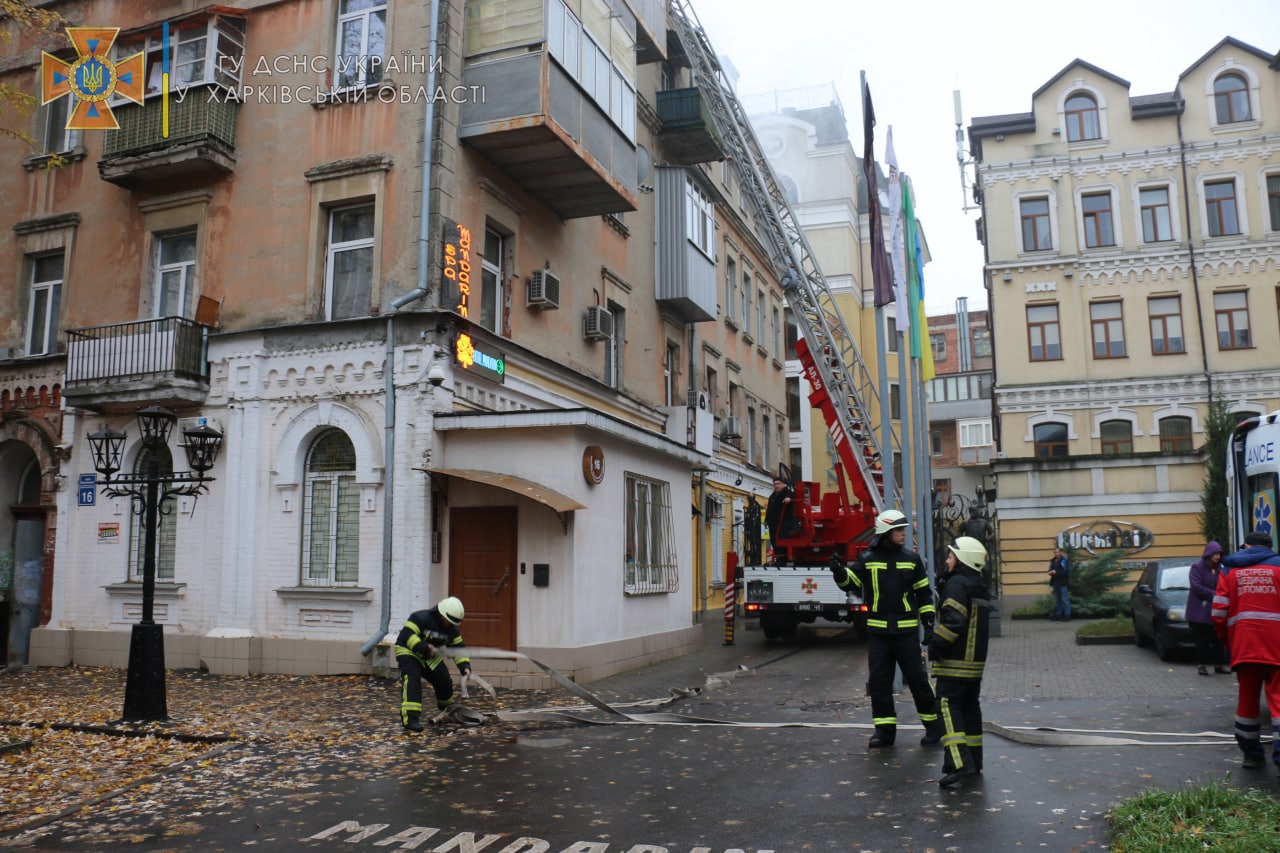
[971,38,1280,608]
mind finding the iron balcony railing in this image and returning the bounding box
[65,317,209,388]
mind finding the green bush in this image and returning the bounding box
[1013,547,1133,620]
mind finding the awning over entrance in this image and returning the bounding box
[426,468,586,513]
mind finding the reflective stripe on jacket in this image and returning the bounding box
[833,541,935,634]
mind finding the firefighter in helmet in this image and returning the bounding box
[830,508,943,748]
[928,536,992,787]
[395,596,471,732]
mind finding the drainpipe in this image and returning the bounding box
[1175,101,1213,400]
[361,0,442,658]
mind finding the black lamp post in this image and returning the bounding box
[87,405,223,722]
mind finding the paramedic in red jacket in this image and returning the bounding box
[1212,530,1280,769]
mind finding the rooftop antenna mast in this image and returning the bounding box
[955,89,981,214]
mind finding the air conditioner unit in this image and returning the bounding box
[584,305,614,342]
[720,416,742,439]
[527,269,561,310]
[687,390,709,410]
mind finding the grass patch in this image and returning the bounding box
[1108,778,1280,852]
[1075,616,1131,638]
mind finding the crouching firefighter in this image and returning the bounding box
[928,536,992,787]
[395,596,471,732]
[830,508,944,748]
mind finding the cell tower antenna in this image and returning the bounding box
[954,89,980,214]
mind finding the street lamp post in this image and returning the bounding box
[87,405,223,722]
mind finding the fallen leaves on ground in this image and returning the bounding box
[0,666,569,837]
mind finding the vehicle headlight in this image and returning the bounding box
[1166,608,1185,622]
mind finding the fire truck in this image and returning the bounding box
[667,3,889,639]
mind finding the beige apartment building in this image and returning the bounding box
[0,0,789,680]
[970,37,1280,607]
[746,86,916,523]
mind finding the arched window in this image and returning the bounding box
[130,444,176,581]
[302,429,359,586]
[1100,420,1133,456]
[1033,422,1069,457]
[1214,73,1251,124]
[1158,416,1193,453]
[1064,93,1100,142]
[778,174,800,205]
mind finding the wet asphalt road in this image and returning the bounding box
[3,616,1272,852]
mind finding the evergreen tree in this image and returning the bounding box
[1198,395,1233,548]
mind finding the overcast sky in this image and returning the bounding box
[689,0,1280,315]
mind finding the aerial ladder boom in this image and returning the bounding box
[667,0,888,548]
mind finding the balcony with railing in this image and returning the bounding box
[98,90,239,189]
[64,317,211,413]
[656,88,724,165]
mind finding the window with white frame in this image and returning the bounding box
[325,204,375,321]
[112,15,245,101]
[686,177,715,258]
[39,91,80,156]
[546,0,636,141]
[480,226,506,334]
[623,472,677,595]
[741,270,752,337]
[664,342,679,406]
[755,279,766,342]
[604,301,624,388]
[1139,185,1173,243]
[26,253,63,357]
[301,429,360,586]
[130,444,176,581]
[1027,303,1062,361]
[958,418,992,449]
[724,255,737,322]
[335,0,386,89]
[155,231,198,318]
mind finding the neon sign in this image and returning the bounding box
[442,220,504,383]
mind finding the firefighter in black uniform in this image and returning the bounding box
[830,509,943,748]
[395,596,471,732]
[928,536,991,787]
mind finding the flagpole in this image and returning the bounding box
[864,71,896,511]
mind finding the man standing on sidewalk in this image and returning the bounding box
[830,508,943,749]
[1048,546,1071,622]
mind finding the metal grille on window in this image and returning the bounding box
[624,473,678,595]
[302,429,359,585]
[130,445,176,581]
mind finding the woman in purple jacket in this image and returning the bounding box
[1188,541,1228,676]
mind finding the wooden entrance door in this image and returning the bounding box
[448,506,517,650]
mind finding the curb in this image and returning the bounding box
[1074,634,1134,646]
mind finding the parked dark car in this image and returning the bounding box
[1129,559,1197,661]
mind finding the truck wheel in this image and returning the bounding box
[779,619,798,640]
[760,611,783,640]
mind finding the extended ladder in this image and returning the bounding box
[667,0,887,517]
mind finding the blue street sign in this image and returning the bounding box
[78,473,96,507]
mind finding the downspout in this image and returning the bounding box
[1175,101,1213,400]
[361,0,442,657]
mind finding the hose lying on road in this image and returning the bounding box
[443,647,1246,744]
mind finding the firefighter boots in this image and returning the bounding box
[920,721,945,746]
[404,713,424,733]
[868,727,895,748]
